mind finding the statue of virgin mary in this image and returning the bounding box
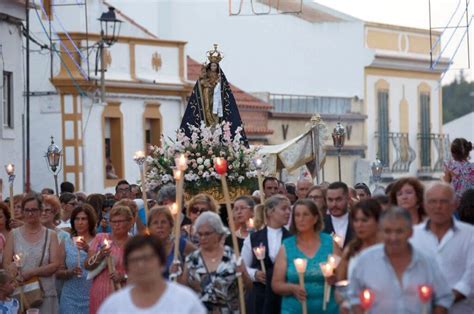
[179,44,248,146]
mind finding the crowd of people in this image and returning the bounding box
[0,138,472,314]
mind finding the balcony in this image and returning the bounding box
[374,132,416,173]
[417,133,450,175]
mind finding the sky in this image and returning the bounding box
[315,0,473,84]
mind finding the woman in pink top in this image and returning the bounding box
[444,138,474,202]
[85,205,132,314]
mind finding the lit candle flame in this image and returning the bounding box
[254,158,263,170]
[134,151,145,160]
[253,244,266,260]
[418,284,432,303]
[319,262,334,277]
[359,288,375,310]
[5,163,14,176]
[13,253,23,267]
[175,154,187,171]
[103,238,110,249]
[332,233,343,248]
[247,218,254,229]
[294,258,308,274]
[328,254,341,269]
[170,203,179,216]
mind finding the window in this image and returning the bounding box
[2,71,13,129]
[419,91,431,169]
[102,103,124,186]
[143,103,162,153]
[377,89,390,167]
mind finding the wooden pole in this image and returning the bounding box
[106,255,121,291]
[9,182,14,218]
[140,162,150,225]
[220,174,246,314]
[256,169,265,204]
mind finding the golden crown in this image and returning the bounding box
[207,44,223,64]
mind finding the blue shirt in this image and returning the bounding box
[348,243,453,313]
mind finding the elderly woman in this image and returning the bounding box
[147,206,196,279]
[114,199,146,236]
[241,194,292,314]
[229,196,255,250]
[58,204,97,314]
[389,177,426,225]
[3,192,61,313]
[272,199,339,314]
[42,195,70,243]
[183,194,219,245]
[183,212,251,313]
[85,205,132,313]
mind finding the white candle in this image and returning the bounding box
[253,245,266,274]
[319,262,334,310]
[332,233,343,248]
[133,150,145,160]
[13,253,23,268]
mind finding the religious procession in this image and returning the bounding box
[0,1,473,314]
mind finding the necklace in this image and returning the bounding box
[202,250,222,263]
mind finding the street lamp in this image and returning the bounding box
[4,163,15,218]
[332,122,345,182]
[371,157,383,183]
[44,136,62,195]
[98,7,122,104]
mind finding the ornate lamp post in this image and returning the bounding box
[98,7,122,104]
[44,136,62,195]
[331,122,346,182]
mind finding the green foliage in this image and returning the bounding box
[442,70,474,123]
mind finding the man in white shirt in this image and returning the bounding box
[99,235,205,314]
[411,182,474,314]
[323,181,354,247]
[349,207,452,314]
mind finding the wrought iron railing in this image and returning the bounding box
[374,132,416,173]
[417,133,450,173]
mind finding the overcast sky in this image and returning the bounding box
[316,0,473,83]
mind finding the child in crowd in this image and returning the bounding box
[0,270,19,314]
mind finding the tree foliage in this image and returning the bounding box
[442,70,474,123]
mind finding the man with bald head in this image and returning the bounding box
[411,182,474,314]
[296,178,313,200]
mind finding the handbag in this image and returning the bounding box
[13,229,49,310]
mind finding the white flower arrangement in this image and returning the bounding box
[146,121,260,194]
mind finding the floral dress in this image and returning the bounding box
[444,159,474,201]
[185,245,239,313]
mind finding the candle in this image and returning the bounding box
[328,254,341,269]
[247,218,255,230]
[359,288,375,313]
[319,262,334,310]
[253,244,266,274]
[103,238,111,249]
[133,150,145,160]
[171,201,181,279]
[332,233,343,248]
[5,164,15,176]
[173,169,182,181]
[253,158,265,204]
[103,238,120,291]
[175,154,187,171]
[418,284,432,314]
[13,252,24,268]
[293,258,308,314]
[73,236,83,277]
[170,203,179,216]
[214,158,227,175]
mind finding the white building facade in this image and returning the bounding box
[28,0,191,193]
[0,1,26,198]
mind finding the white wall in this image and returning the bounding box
[0,17,25,197]
[443,112,474,160]
[114,0,374,98]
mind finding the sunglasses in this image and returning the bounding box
[190,207,208,215]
